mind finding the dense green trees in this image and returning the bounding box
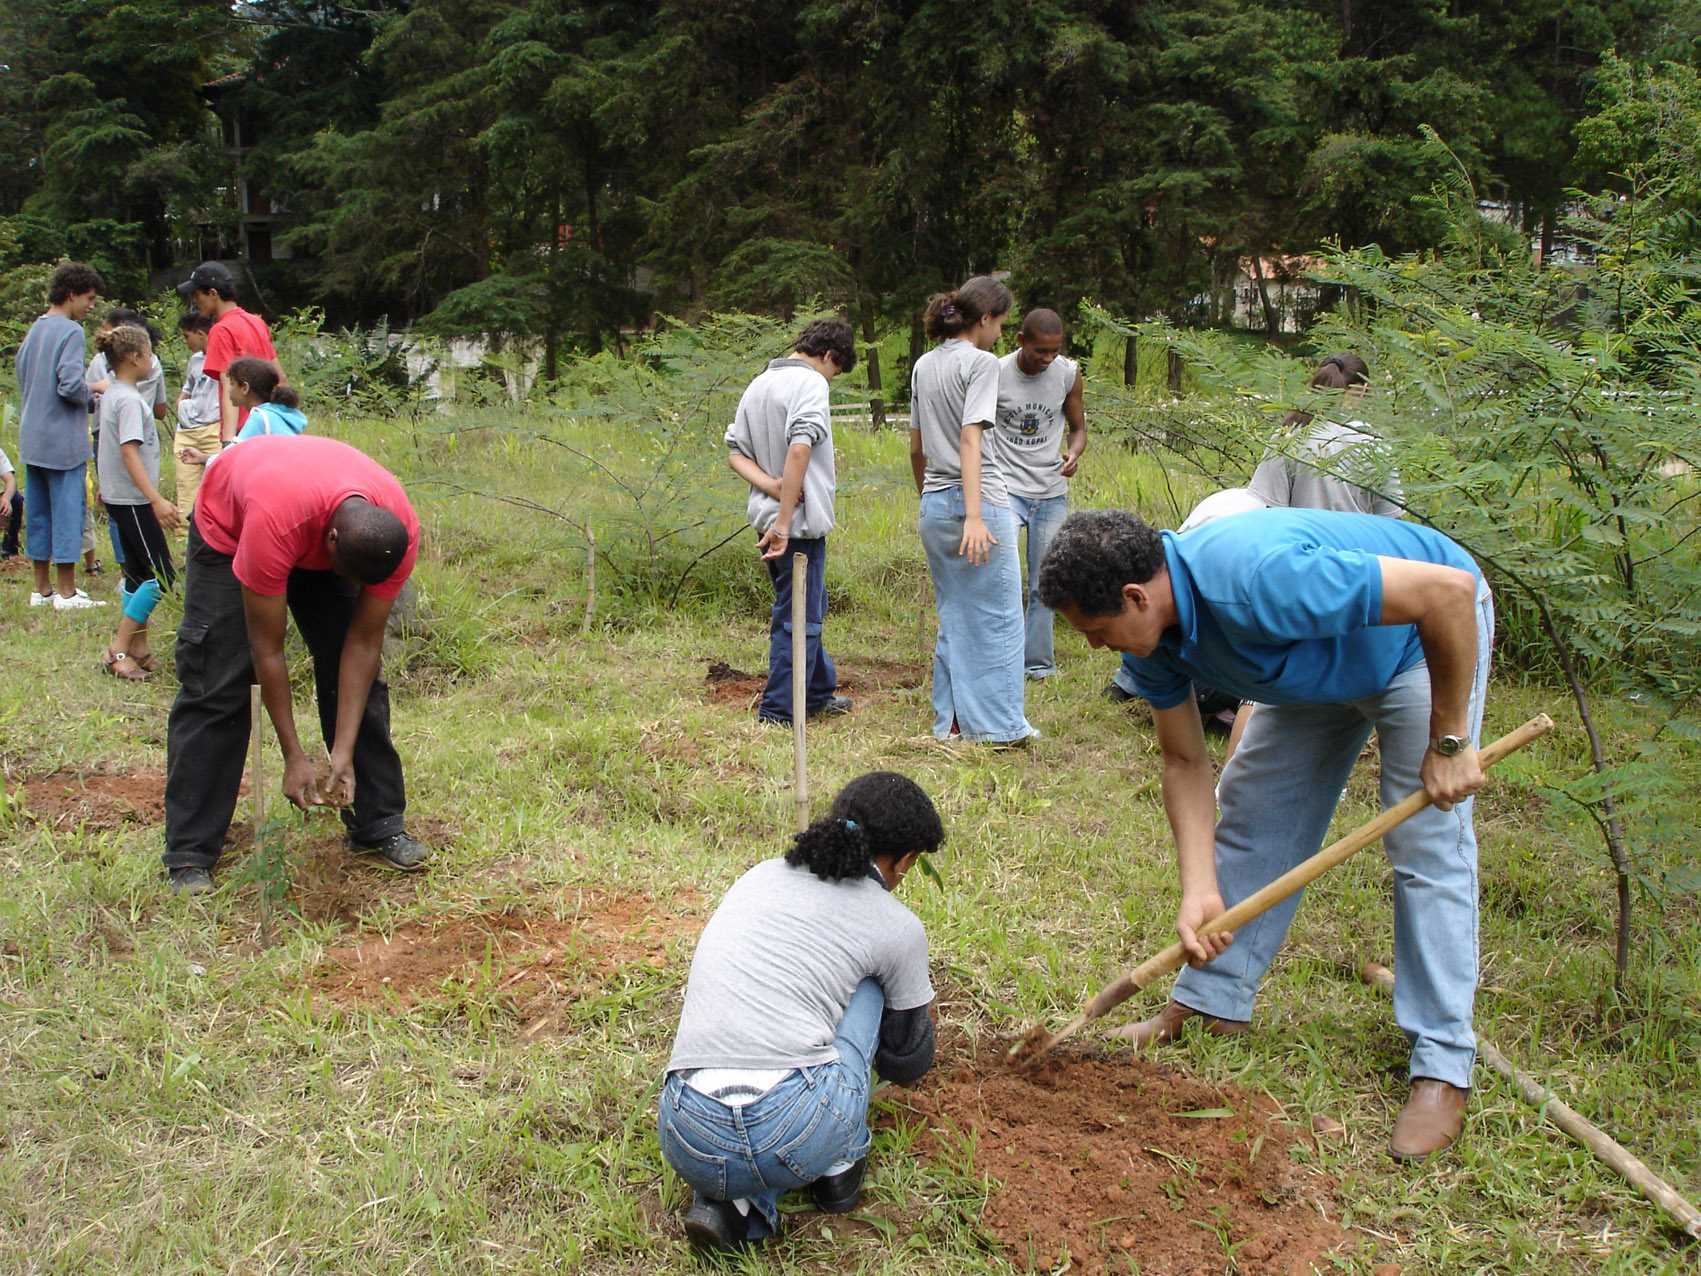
[1,0,1695,352]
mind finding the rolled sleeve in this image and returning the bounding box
[783,378,829,447]
[724,415,755,459]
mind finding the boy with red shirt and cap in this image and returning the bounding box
[177,261,279,444]
[163,435,431,894]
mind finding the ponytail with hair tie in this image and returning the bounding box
[784,772,943,882]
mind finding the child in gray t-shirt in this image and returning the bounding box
[659,772,943,1251]
[94,326,183,680]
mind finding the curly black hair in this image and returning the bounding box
[1036,509,1166,617]
[48,262,102,305]
[786,771,944,882]
[794,318,856,373]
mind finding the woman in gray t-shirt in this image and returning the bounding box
[909,275,1037,745]
[658,772,943,1252]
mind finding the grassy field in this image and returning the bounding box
[1,411,1697,1275]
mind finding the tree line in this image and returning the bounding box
[2,0,1697,372]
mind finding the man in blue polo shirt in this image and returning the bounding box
[1038,507,1493,1161]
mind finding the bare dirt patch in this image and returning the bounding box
[290,831,427,926]
[703,657,928,709]
[311,889,703,1035]
[835,658,928,696]
[888,1047,1352,1276]
[221,815,456,928]
[16,768,168,832]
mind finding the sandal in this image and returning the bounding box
[101,648,149,681]
[132,652,157,672]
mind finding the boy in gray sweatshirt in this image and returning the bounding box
[724,319,857,725]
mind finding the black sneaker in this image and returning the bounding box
[810,1158,867,1214]
[349,830,432,870]
[807,695,854,718]
[1102,681,1136,703]
[682,1194,746,1251]
[168,866,213,896]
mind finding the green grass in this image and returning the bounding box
[1,413,1697,1275]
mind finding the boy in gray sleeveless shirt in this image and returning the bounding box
[991,309,1087,679]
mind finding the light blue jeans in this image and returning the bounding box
[1172,581,1494,1089]
[658,978,884,1237]
[918,487,1036,743]
[1009,492,1068,679]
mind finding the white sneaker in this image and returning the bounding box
[29,591,52,607]
[52,589,107,610]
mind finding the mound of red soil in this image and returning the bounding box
[312,889,702,1036]
[890,1048,1352,1275]
[15,769,167,831]
[705,660,764,706]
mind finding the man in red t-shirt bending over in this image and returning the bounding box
[163,435,431,894]
[177,261,279,443]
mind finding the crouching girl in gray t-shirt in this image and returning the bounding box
[658,772,943,1252]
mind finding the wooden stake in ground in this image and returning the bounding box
[249,683,272,943]
[1360,961,1701,1241]
[249,684,265,834]
[791,551,808,833]
[1009,713,1556,1067]
[580,523,596,636]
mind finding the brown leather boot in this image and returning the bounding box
[1389,1078,1468,1160]
[1106,999,1250,1049]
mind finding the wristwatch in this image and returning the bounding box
[1430,734,1467,756]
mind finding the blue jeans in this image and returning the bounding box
[1009,493,1067,678]
[758,535,836,723]
[658,978,884,1237]
[1113,653,1140,697]
[23,463,86,565]
[918,488,1036,743]
[1173,581,1495,1089]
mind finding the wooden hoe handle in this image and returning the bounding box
[1015,713,1555,1062]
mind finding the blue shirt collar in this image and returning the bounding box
[1158,531,1198,656]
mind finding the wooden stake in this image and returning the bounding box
[249,684,265,834]
[1010,713,1556,1066]
[792,551,808,833]
[581,523,596,636]
[1361,962,1701,1240]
